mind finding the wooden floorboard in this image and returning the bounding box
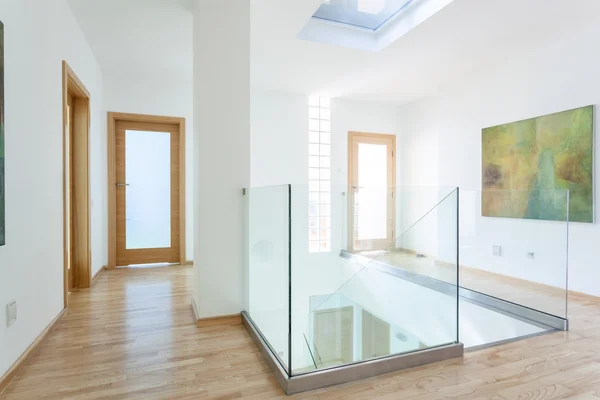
[2,265,600,399]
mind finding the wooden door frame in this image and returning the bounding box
[347,131,396,252]
[107,112,186,269]
[62,61,92,308]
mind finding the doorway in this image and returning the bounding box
[313,306,354,368]
[107,112,186,268]
[348,131,396,252]
[361,309,391,360]
[62,61,92,307]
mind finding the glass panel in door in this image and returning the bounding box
[349,133,395,252]
[356,143,388,240]
[114,118,181,267]
[125,130,171,249]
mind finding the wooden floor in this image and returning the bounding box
[3,265,600,399]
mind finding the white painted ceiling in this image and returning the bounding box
[67,0,193,77]
[251,0,600,104]
[69,0,600,104]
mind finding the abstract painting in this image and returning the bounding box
[0,21,4,245]
[482,106,594,223]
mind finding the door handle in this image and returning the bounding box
[116,183,130,188]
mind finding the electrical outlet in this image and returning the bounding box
[492,245,502,256]
[6,300,17,327]
[527,252,535,259]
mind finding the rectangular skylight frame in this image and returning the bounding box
[298,0,455,52]
[312,0,417,31]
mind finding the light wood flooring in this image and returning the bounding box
[2,265,600,399]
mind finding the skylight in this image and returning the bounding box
[313,0,416,31]
[299,0,454,51]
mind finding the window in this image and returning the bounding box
[314,0,415,31]
[299,0,450,52]
[309,97,331,253]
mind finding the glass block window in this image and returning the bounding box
[308,97,331,253]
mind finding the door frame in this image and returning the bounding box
[107,112,186,269]
[347,131,396,252]
[62,61,92,308]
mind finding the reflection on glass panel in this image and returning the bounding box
[309,119,320,131]
[126,130,171,249]
[247,185,291,372]
[309,107,320,119]
[309,168,320,180]
[357,143,387,240]
[309,131,320,143]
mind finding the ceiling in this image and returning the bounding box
[251,0,600,104]
[69,0,600,105]
[67,0,193,78]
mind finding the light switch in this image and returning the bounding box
[6,300,17,327]
[492,245,502,257]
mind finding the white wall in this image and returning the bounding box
[103,70,194,259]
[248,90,551,367]
[0,0,105,377]
[193,0,250,318]
[398,22,600,298]
[251,91,402,192]
[250,91,405,308]
[249,91,407,368]
[250,91,404,286]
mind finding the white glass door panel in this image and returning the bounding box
[125,130,171,249]
[349,132,395,251]
[357,143,388,240]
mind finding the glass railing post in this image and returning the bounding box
[288,184,292,377]
[565,189,570,324]
[455,187,459,344]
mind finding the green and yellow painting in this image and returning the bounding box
[482,106,594,223]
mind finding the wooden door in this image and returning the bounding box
[62,61,92,307]
[361,309,391,360]
[313,306,354,367]
[348,132,396,252]
[67,92,74,290]
[115,120,181,266]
